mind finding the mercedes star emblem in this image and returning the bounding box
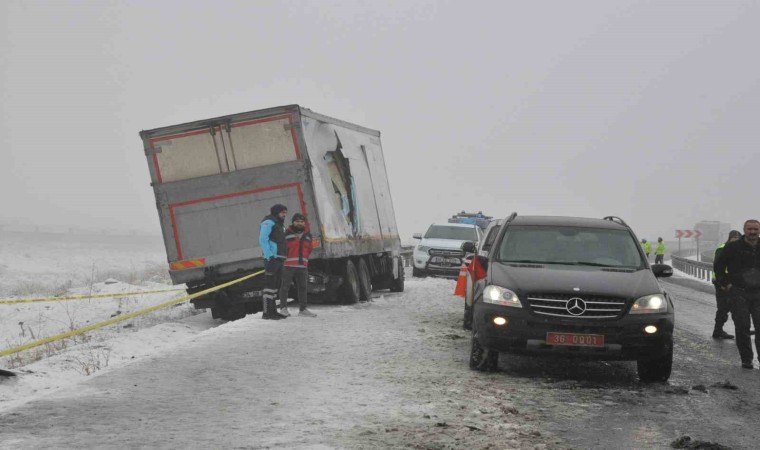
[566,297,586,316]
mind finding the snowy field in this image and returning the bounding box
[0,230,207,411]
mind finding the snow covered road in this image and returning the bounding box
[0,276,559,449]
[3,271,760,449]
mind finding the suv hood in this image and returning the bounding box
[418,238,469,250]
[489,263,661,299]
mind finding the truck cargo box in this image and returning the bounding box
[140,105,404,318]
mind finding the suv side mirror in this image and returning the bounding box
[413,233,422,240]
[461,241,477,254]
[651,264,673,278]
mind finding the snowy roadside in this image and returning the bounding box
[0,231,213,411]
[1,273,562,449]
[0,304,215,413]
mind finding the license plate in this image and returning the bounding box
[242,290,262,298]
[546,332,604,347]
[431,256,461,264]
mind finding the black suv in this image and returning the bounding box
[466,214,675,382]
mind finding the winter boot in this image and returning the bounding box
[712,328,735,339]
[270,297,287,319]
[262,298,285,320]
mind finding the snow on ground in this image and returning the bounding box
[0,232,714,448]
[0,230,210,411]
[1,272,561,449]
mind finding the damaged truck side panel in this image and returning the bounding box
[139,105,404,320]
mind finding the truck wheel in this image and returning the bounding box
[389,259,405,292]
[211,305,246,321]
[412,267,426,278]
[357,258,372,301]
[340,260,360,304]
[469,334,498,371]
[637,347,673,382]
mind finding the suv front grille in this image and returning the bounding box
[429,249,464,257]
[526,293,628,319]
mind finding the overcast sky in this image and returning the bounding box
[2,0,759,244]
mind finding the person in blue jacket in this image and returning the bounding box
[259,204,289,320]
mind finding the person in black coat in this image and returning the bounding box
[714,220,760,369]
[711,230,742,339]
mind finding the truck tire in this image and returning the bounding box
[357,258,372,301]
[340,260,360,304]
[389,259,405,292]
[211,305,246,321]
[412,267,426,278]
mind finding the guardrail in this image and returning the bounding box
[670,250,715,283]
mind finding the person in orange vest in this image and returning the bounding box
[278,213,317,317]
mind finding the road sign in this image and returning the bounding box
[675,230,703,238]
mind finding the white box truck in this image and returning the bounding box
[139,105,404,320]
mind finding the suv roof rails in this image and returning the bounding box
[603,216,629,227]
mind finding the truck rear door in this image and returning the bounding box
[141,108,311,282]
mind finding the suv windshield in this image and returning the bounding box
[494,225,645,268]
[425,225,478,241]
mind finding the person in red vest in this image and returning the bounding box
[278,213,317,317]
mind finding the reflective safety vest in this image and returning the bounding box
[642,242,652,254]
[655,242,666,255]
[712,243,726,281]
[284,227,313,268]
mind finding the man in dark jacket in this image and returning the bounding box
[714,220,760,368]
[278,213,317,317]
[712,230,742,339]
[259,204,289,320]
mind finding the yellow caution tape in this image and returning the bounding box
[0,288,186,305]
[0,270,263,358]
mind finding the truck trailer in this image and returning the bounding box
[139,105,404,320]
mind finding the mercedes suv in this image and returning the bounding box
[467,214,675,382]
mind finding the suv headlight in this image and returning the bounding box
[483,285,522,308]
[415,246,431,254]
[630,294,668,314]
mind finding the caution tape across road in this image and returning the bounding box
[0,270,263,358]
[0,288,186,305]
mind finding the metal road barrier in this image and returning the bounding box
[670,250,716,283]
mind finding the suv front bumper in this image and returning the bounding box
[413,252,463,277]
[473,302,674,361]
